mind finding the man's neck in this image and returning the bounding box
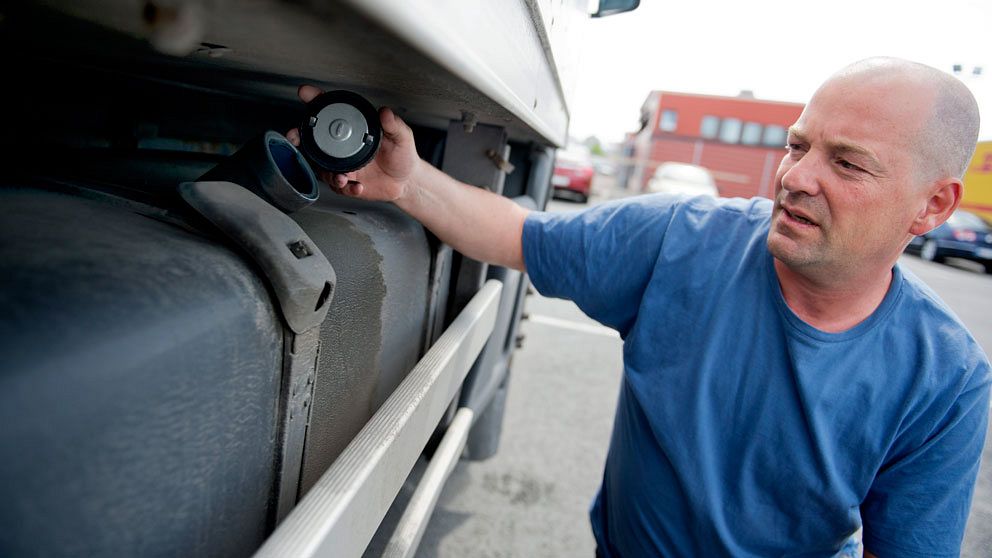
[773,259,894,333]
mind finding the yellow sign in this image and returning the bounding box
[962,140,992,221]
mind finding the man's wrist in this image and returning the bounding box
[394,158,430,210]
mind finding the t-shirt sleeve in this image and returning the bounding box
[860,361,992,558]
[522,195,678,336]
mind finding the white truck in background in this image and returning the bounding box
[0,1,638,557]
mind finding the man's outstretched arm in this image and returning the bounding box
[288,85,530,271]
[396,159,530,271]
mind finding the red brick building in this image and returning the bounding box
[630,91,805,199]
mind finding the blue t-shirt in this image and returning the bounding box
[522,194,991,558]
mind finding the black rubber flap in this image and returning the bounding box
[180,181,335,333]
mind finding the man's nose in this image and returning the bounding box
[780,153,823,197]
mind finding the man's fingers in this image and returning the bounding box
[327,180,363,198]
[286,128,301,146]
[315,169,352,189]
[298,84,324,103]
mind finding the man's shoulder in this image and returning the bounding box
[651,195,773,256]
[892,265,991,385]
[604,194,772,238]
[530,194,772,231]
[897,265,977,338]
[672,194,772,219]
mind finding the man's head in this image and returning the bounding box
[766,57,980,282]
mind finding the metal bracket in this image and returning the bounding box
[179,181,336,334]
[274,327,321,522]
[440,122,510,323]
[485,149,515,174]
[459,110,478,133]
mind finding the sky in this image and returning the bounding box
[568,0,992,145]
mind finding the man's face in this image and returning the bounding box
[767,76,934,277]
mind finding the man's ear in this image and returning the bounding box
[909,178,962,236]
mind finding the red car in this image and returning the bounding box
[552,151,595,203]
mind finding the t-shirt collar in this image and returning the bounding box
[766,250,905,343]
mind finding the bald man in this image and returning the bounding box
[289,57,990,557]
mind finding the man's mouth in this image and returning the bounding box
[782,207,818,227]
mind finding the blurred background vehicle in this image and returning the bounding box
[646,162,719,197]
[906,209,992,273]
[592,156,617,176]
[552,148,596,203]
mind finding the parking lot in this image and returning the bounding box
[414,178,992,557]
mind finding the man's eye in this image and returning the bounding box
[837,159,864,172]
[786,143,805,153]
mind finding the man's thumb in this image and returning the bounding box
[379,107,408,143]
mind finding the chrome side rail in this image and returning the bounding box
[254,280,503,558]
[381,407,475,558]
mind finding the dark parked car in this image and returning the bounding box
[906,209,992,273]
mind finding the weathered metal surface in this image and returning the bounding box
[292,194,433,496]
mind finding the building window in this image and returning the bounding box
[700,116,720,139]
[763,125,788,147]
[741,122,763,146]
[659,109,678,132]
[719,118,742,144]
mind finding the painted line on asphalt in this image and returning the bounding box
[528,314,620,339]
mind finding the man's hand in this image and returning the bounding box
[287,84,530,271]
[286,85,420,202]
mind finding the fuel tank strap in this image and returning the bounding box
[179,180,336,334]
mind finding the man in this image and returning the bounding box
[288,57,990,557]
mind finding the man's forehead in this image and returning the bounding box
[793,82,928,158]
[810,72,935,131]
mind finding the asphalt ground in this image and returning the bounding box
[409,178,992,557]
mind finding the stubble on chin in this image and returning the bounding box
[766,228,822,269]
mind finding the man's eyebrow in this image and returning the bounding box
[829,140,884,172]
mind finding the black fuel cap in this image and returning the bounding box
[299,90,381,173]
